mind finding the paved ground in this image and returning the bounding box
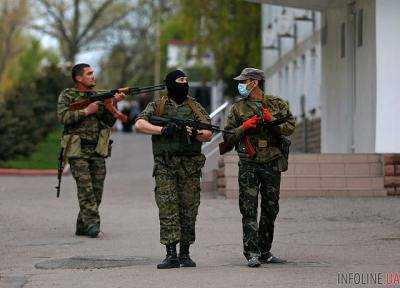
[1,132,399,288]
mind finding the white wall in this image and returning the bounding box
[375,0,400,153]
[321,6,354,153]
[353,0,376,153]
[321,0,376,153]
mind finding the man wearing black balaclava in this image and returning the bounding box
[165,69,189,104]
[135,70,212,269]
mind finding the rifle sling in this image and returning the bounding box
[155,95,208,124]
[62,135,74,167]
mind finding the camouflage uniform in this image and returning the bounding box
[136,96,210,245]
[223,95,295,258]
[57,88,116,233]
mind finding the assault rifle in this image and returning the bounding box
[68,84,166,122]
[219,115,292,157]
[55,147,64,198]
[148,115,235,138]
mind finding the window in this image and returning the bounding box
[340,22,346,58]
[321,13,328,46]
[357,9,363,47]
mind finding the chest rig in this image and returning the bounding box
[151,95,207,156]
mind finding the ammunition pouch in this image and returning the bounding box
[95,128,111,157]
[61,134,81,158]
[61,128,111,158]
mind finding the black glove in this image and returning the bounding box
[187,127,203,143]
[189,128,201,141]
[161,123,177,137]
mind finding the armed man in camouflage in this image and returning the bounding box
[57,63,125,238]
[223,68,296,267]
[135,70,212,269]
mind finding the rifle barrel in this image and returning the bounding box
[129,85,165,95]
[148,116,235,134]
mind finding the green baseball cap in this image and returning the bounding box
[233,67,265,81]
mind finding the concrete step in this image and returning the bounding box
[201,169,218,193]
[219,175,384,190]
[220,154,384,177]
[285,162,383,177]
[281,176,384,190]
[280,189,387,198]
[220,163,383,177]
[218,188,387,199]
[215,153,387,198]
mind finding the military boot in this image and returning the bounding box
[157,243,180,269]
[75,217,85,236]
[247,256,261,268]
[179,243,196,267]
[86,224,100,238]
[259,252,286,264]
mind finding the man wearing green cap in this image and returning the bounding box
[223,67,296,267]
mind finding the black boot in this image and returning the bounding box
[86,224,100,238]
[259,252,286,264]
[157,243,180,269]
[179,243,196,267]
[75,217,85,236]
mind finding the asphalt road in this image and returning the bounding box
[1,132,399,288]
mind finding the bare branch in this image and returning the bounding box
[36,0,71,43]
[76,0,114,43]
[82,7,135,45]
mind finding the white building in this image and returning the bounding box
[262,5,322,118]
[254,0,400,154]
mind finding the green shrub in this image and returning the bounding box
[0,63,70,162]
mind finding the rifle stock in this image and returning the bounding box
[218,115,291,157]
[219,141,234,155]
[243,135,256,158]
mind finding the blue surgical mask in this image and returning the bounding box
[238,83,250,97]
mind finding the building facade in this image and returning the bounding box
[256,0,400,154]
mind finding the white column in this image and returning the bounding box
[375,0,400,153]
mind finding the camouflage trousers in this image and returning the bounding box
[238,160,281,258]
[69,157,106,232]
[153,154,205,245]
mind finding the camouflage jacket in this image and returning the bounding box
[57,88,116,158]
[224,95,296,165]
[136,96,211,156]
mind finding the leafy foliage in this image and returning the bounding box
[1,129,61,169]
[99,1,155,88]
[0,0,30,96]
[174,0,261,96]
[0,45,70,162]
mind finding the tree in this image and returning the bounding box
[0,0,30,95]
[99,1,155,88]
[174,0,261,95]
[33,0,136,63]
[0,38,69,162]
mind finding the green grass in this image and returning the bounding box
[1,129,62,169]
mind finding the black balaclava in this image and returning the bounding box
[165,69,189,104]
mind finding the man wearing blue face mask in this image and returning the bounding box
[222,67,296,267]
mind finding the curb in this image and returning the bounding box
[0,166,71,176]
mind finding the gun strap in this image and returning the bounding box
[62,135,74,167]
[155,96,208,124]
[186,98,209,124]
[155,96,168,117]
